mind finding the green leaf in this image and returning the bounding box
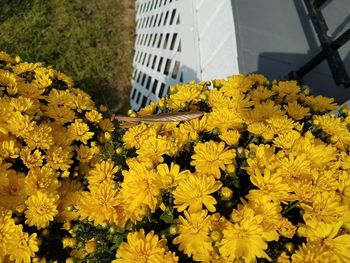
[110,235,124,251]
[160,211,174,224]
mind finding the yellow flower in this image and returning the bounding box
[301,191,347,225]
[120,161,161,222]
[276,153,311,180]
[304,95,338,112]
[70,88,95,112]
[136,136,170,164]
[8,230,39,263]
[25,191,59,229]
[0,170,27,211]
[53,70,74,87]
[249,86,275,102]
[75,144,97,164]
[20,147,44,169]
[248,168,292,202]
[172,210,212,259]
[0,51,15,64]
[67,119,94,144]
[99,118,115,132]
[114,229,170,263]
[284,101,310,120]
[56,180,82,222]
[46,146,73,171]
[245,196,282,241]
[191,140,236,179]
[0,210,17,258]
[167,82,204,109]
[45,104,76,124]
[219,129,241,146]
[62,237,77,249]
[277,218,297,238]
[85,110,103,123]
[274,80,300,101]
[156,162,189,188]
[205,107,243,133]
[23,124,53,150]
[88,159,119,185]
[219,208,271,262]
[45,89,75,107]
[12,62,40,75]
[273,130,301,149]
[314,114,350,151]
[24,166,60,195]
[9,96,33,113]
[6,112,35,137]
[122,123,156,149]
[173,173,222,212]
[220,74,254,96]
[291,242,336,263]
[0,139,20,159]
[248,100,283,122]
[77,181,125,227]
[85,239,97,254]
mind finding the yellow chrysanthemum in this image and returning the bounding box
[122,123,157,149]
[172,210,212,259]
[25,191,59,229]
[120,161,161,222]
[23,124,54,150]
[24,166,60,195]
[304,95,338,112]
[291,242,336,263]
[7,229,39,263]
[20,147,44,169]
[219,129,241,146]
[156,162,189,189]
[219,208,271,262]
[0,210,17,258]
[248,168,292,202]
[88,159,119,185]
[113,229,171,263]
[136,136,170,164]
[0,170,27,211]
[191,140,236,179]
[77,181,125,227]
[173,173,222,212]
[85,110,103,123]
[45,146,74,171]
[284,101,310,120]
[301,191,347,225]
[205,107,243,133]
[67,119,94,144]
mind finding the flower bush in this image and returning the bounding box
[1,51,350,262]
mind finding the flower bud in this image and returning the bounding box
[85,240,97,254]
[169,225,178,235]
[115,147,123,155]
[284,241,296,254]
[220,187,233,200]
[225,164,236,174]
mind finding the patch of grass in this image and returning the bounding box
[0,0,135,113]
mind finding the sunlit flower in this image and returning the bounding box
[173,210,212,259]
[67,119,94,144]
[191,140,236,179]
[77,181,125,226]
[114,229,170,262]
[173,173,222,212]
[219,207,271,262]
[88,159,119,185]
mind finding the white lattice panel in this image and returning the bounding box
[130,0,239,110]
